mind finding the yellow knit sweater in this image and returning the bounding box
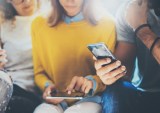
[31,15,116,104]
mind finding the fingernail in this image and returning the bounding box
[116,61,121,66]
[68,91,71,95]
[106,58,111,63]
[121,66,126,71]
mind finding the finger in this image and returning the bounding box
[0,49,6,55]
[0,55,7,61]
[75,77,84,91]
[97,60,121,77]
[81,79,88,92]
[66,76,78,94]
[43,91,48,99]
[84,81,93,94]
[94,58,111,70]
[93,56,97,60]
[0,62,6,68]
[105,72,126,85]
[43,89,50,99]
[44,85,56,98]
[115,72,126,80]
[102,66,126,79]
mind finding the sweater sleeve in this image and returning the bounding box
[31,17,53,91]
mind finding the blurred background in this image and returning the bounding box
[101,0,128,15]
[40,0,128,17]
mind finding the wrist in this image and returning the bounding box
[136,26,151,37]
[85,75,97,96]
[136,27,157,49]
[134,23,150,34]
[133,21,148,30]
[44,81,54,89]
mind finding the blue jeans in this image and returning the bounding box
[0,71,13,113]
[6,84,42,113]
[102,81,160,113]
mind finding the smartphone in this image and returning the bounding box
[87,42,117,63]
[46,91,84,100]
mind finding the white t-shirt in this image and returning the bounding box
[0,15,36,92]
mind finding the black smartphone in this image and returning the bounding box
[87,42,117,64]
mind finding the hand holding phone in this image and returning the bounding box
[87,42,127,85]
[43,84,64,104]
[66,76,93,96]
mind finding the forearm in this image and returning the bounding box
[137,27,160,64]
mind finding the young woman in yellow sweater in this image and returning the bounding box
[32,0,116,113]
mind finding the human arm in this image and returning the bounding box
[125,0,160,64]
[31,17,64,104]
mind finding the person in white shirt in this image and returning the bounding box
[0,0,42,113]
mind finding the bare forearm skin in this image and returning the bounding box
[137,27,160,64]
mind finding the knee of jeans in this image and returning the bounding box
[102,87,117,98]
[102,81,135,96]
[64,107,77,113]
[102,81,136,103]
[34,103,63,113]
[101,81,126,103]
[65,102,102,113]
[101,83,122,113]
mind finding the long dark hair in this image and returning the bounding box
[48,0,98,27]
[0,0,17,21]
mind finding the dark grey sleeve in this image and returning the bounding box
[115,2,136,44]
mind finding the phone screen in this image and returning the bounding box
[87,42,117,62]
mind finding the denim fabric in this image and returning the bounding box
[0,71,13,113]
[102,81,160,113]
[6,84,42,113]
